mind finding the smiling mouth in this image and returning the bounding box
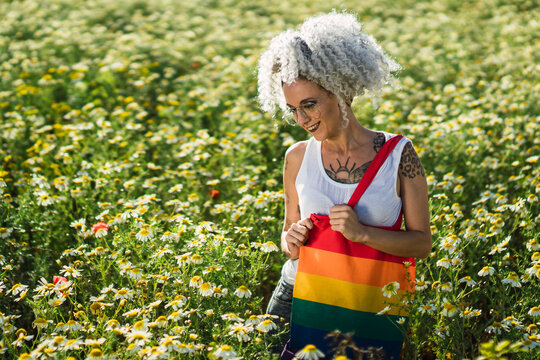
[306,122,320,132]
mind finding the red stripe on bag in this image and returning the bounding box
[307,213,415,265]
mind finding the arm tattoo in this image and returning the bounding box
[399,142,425,179]
[373,132,386,153]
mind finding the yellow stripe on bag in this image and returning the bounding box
[294,272,409,316]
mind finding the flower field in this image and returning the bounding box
[0,0,539,358]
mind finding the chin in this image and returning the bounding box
[308,127,326,141]
[311,132,325,141]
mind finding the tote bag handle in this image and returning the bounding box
[347,134,403,208]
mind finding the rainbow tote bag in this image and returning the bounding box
[290,134,415,359]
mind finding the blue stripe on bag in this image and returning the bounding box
[290,323,403,359]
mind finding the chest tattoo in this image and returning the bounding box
[324,133,386,184]
[325,158,371,184]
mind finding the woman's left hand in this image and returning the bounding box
[329,204,365,242]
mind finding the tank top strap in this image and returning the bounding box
[296,137,318,181]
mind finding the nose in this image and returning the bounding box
[296,110,310,126]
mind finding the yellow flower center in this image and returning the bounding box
[443,303,455,310]
[89,349,103,357]
[134,320,145,329]
[200,283,211,290]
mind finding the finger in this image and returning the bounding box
[293,230,310,244]
[287,229,304,242]
[329,218,345,227]
[331,208,358,219]
[287,241,299,250]
[287,231,307,246]
[287,246,300,260]
[286,236,303,249]
[330,204,352,212]
[330,207,352,217]
[329,211,352,221]
[291,223,309,236]
[299,217,314,230]
[286,242,300,257]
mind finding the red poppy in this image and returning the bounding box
[91,222,109,233]
[53,276,68,286]
[209,189,220,199]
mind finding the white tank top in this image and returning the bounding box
[281,131,410,285]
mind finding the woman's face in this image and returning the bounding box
[282,78,342,141]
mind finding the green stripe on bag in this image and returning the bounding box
[291,298,406,342]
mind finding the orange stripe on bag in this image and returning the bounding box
[297,246,414,290]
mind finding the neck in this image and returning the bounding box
[323,112,371,155]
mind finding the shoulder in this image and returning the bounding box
[284,140,309,165]
[371,131,411,154]
[398,139,425,179]
[283,140,309,178]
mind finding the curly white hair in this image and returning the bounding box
[257,11,401,125]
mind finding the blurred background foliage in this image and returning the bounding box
[0,0,538,358]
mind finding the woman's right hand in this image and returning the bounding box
[284,217,313,259]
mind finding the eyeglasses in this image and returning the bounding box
[283,101,321,125]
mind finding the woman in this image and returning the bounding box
[258,12,432,358]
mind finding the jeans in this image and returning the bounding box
[266,277,294,352]
[266,277,293,321]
